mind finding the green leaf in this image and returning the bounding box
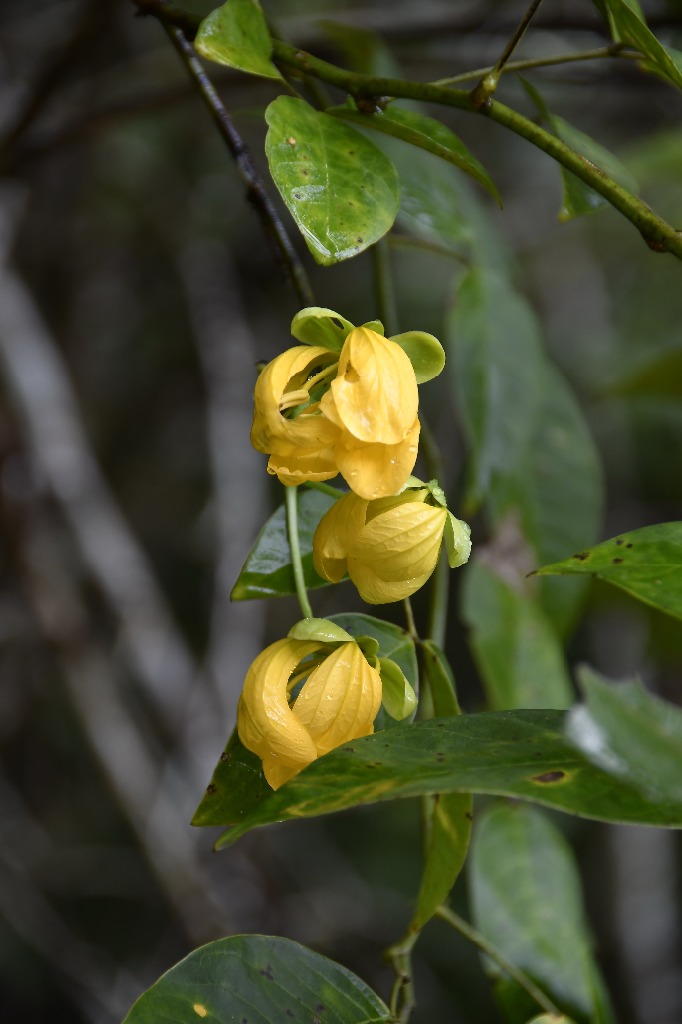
[192,710,682,842]
[421,639,461,716]
[605,344,682,397]
[290,307,356,351]
[489,364,603,633]
[447,269,545,508]
[389,330,445,384]
[122,934,391,1024]
[265,97,400,265]
[603,0,682,88]
[195,0,283,81]
[568,667,682,804]
[535,522,682,621]
[231,488,336,600]
[462,560,574,711]
[470,803,614,1024]
[411,642,471,931]
[330,104,501,205]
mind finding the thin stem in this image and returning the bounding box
[386,932,418,1023]
[495,0,547,75]
[270,40,682,259]
[432,44,637,87]
[373,238,399,337]
[402,598,419,640]
[470,0,546,106]
[426,552,448,649]
[160,23,314,307]
[285,486,313,620]
[436,906,562,1017]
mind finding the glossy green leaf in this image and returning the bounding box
[265,97,400,265]
[535,522,682,621]
[195,0,283,81]
[290,307,356,351]
[470,803,614,1024]
[389,330,445,384]
[603,0,682,88]
[330,104,501,204]
[191,710,682,842]
[122,934,391,1024]
[411,642,471,931]
[447,268,545,508]
[489,364,603,633]
[231,488,336,600]
[568,667,682,804]
[462,560,574,711]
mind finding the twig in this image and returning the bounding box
[470,0,547,106]
[432,44,640,87]
[386,931,418,1022]
[436,905,562,1017]
[157,18,314,307]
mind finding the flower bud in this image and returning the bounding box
[313,486,471,604]
[237,637,382,790]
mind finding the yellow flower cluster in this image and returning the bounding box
[251,325,421,500]
[239,309,470,790]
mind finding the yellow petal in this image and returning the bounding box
[251,346,338,453]
[267,441,339,485]
[237,638,323,788]
[292,642,382,756]
[348,504,447,604]
[312,492,368,583]
[334,417,420,499]
[323,328,419,445]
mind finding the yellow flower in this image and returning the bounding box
[250,326,422,499]
[313,485,472,604]
[237,635,382,790]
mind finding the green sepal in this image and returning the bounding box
[290,307,355,351]
[389,330,446,384]
[361,320,385,335]
[423,478,448,507]
[194,0,283,81]
[379,657,418,720]
[287,617,354,643]
[355,634,380,661]
[444,511,472,568]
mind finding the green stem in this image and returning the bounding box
[426,552,448,649]
[431,44,637,87]
[271,40,682,258]
[386,931,418,1023]
[285,485,313,619]
[402,597,419,640]
[435,906,562,1017]
[373,237,399,337]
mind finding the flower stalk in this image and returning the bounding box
[285,485,314,619]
